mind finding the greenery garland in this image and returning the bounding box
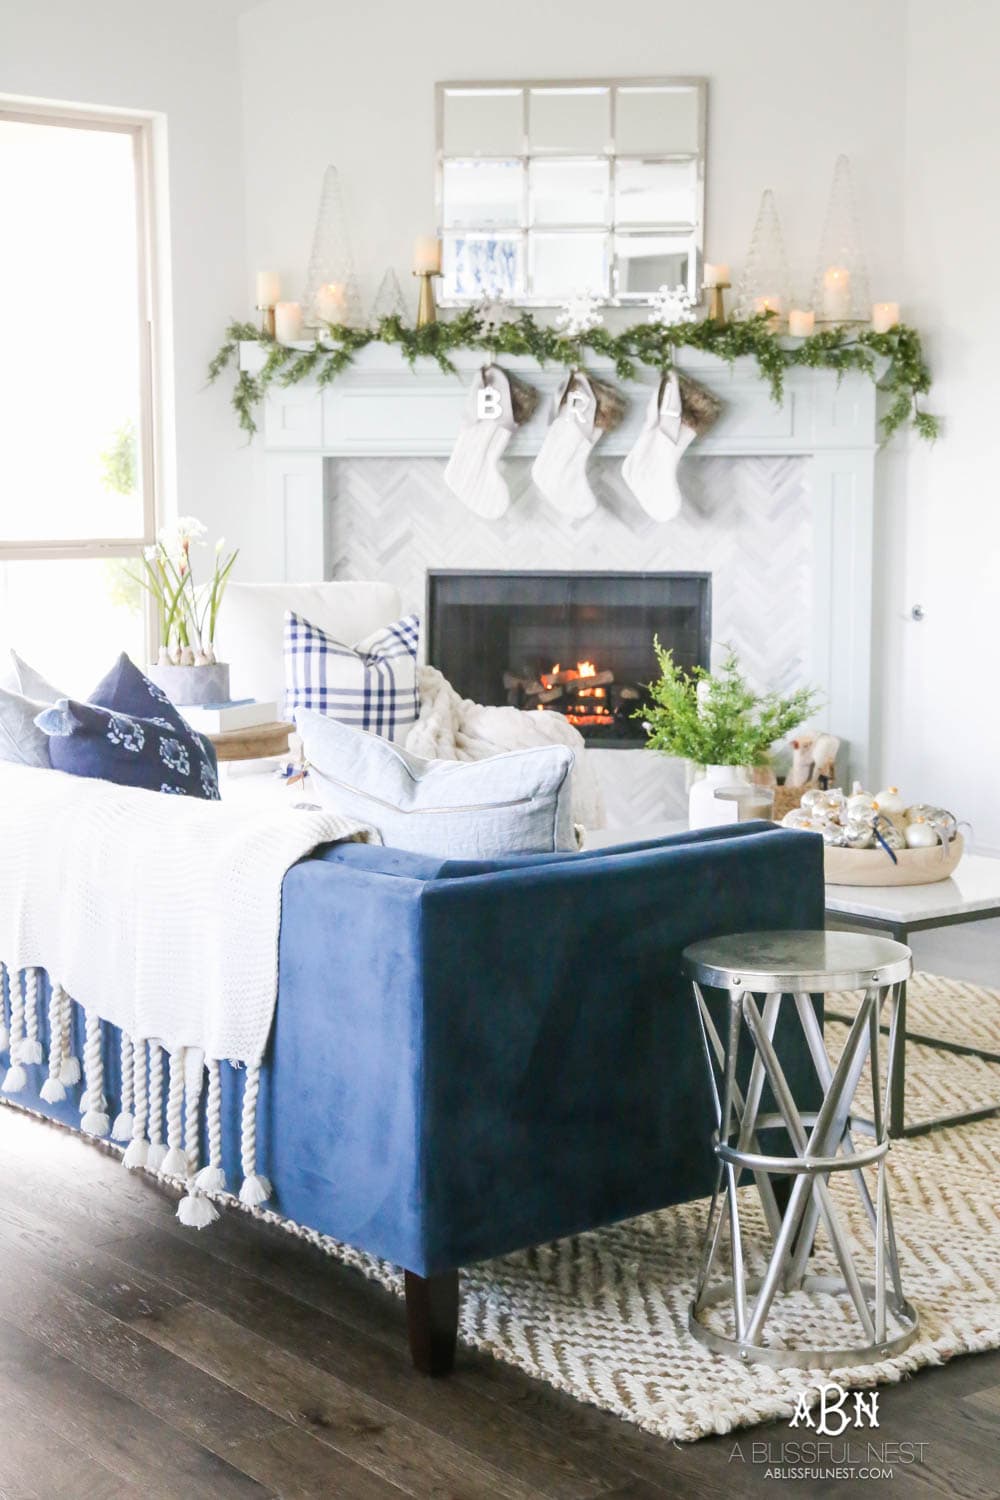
[209,309,937,443]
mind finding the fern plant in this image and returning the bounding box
[639,642,820,768]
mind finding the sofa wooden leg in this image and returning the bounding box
[404,1269,459,1376]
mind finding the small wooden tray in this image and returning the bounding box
[208,721,294,763]
[825,834,964,887]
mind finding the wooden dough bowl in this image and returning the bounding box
[824,834,964,887]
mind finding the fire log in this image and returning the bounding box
[541,668,614,690]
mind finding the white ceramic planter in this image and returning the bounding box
[145,662,231,707]
[688,764,751,830]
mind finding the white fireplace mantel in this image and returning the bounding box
[241,342,881,786]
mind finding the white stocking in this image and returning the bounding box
[621,372,696,522]
[531,372,603,519]
[443,366,516,520]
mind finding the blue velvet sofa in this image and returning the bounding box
[11,819,824,1373]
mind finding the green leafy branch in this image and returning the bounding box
[639,643,822,768]
[209,312,938,443]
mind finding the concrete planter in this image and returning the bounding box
[146,662,231,707]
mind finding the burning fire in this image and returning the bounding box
[538,660,611,725]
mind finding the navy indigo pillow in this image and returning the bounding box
[37,697,221,799]
[89,653,218,775]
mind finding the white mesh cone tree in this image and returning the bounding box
[734,189,792,321]
[302,165,364,329]
[369,269,408,325]
[810,155,871,323]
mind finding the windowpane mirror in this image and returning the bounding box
[437,78,706,305]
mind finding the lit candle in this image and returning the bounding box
[703,263,730,287]
[788,308,815,337]
[872,301,900,333]
[753,295,782,317]
[413,236,442,274]
[821,265,851,322]
[274,300,303,344]
[315,282,346,324]
[256,270,281,308]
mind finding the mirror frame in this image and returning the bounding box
[435,76,708,309]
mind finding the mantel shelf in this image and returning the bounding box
[239,342,881,460]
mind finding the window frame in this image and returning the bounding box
[435,76,708,309]
[0,101,159,564]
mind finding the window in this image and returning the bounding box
[437,78,706,307]
[0,104,156,694]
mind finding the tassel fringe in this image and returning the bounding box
[111,1030,135,1141]
[3,1062,27,1095]
[60,1056,81,1086]
[123,1137,149,1169]
[0,967,275,1228]
[4,970,26,1091]
[20,969,42,1065]
[177,1190,219,1229]
[80,1010,108,1137]
[81,1107,111,1137]
[239,1064,270,1207]
[159,1048,188,1178]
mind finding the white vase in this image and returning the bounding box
[688,764,751,830]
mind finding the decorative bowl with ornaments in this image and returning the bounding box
[781,781,963,886]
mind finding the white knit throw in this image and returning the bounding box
[0,763,372,1224]
[0,763,369,1061]
[405,665,606,832]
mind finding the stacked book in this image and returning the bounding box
[181,699,279,735]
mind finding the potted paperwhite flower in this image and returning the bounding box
[639,642,820,829]
[128,517,239,705]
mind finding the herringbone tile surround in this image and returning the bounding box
[327,454,811,823]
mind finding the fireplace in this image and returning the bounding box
[426,570,711,748]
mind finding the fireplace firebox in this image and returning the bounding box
[426,571,711,748]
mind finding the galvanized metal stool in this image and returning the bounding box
[681,930,919,1369]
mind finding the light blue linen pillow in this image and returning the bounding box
[296,709,577,857]
[0,684,56,767]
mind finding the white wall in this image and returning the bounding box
[884,0,1000,850]
[2,0,255,566]
[8,0,997,847]
[237,0,908,316]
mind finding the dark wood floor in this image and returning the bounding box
[0,1106,998,1500]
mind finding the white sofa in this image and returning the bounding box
[215,580,403,710]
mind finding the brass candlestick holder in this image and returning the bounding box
[413,270,441,328]
[257,304,276,338]
[703,281,730,322]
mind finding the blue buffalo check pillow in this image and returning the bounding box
[35,653,220,799]
[283,609,420,744]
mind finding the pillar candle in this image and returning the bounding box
[256,270,281,307]
[315,283,346,323]
[274,301,303,343]
[788,308,815,337]
[821,266,851,322]
[413,236,442,274]
[872,301,900,333]
[703,263,729,287]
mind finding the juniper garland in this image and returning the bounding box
[209,311,938,442]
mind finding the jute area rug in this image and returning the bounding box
[306,971,1000,1442]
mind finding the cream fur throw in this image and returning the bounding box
[405,665,606,831]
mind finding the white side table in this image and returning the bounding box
[826,854,1000,1137]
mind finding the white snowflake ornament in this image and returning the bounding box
[555,289,605,338]
[648,284,696,327]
